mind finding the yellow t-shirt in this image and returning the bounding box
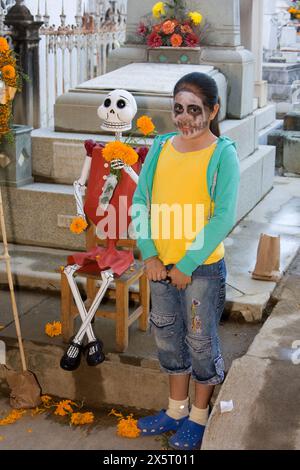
[151,138,224,266]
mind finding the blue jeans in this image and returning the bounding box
[149,258,227,385]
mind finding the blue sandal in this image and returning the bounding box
[169,419,205,450]
[138,410,187,436]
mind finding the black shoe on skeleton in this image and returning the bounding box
[84,339,105,366]
[60,340,83,371]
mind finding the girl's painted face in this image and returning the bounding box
[172,90,211,139]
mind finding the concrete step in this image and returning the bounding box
[31,105,277,184]
[1,145,276,252]
[1,176,300,322]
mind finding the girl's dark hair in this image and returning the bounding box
[173,72,221,137]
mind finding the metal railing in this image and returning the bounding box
[37,1,126,128]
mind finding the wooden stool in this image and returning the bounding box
[60,259,149,353]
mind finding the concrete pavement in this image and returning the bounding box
[202,249,300,450]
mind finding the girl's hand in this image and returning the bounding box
[144,256,167,282]
[168,266,192,290]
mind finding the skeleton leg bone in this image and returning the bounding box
[63,264,96,343]
[60,268,114,371]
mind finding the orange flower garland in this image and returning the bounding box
[0,36,24,142]
[70,216,88,234]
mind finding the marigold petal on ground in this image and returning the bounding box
[45,321,62,338]
[0,409,26,426]
[117,415,141,438]
[70,412,94,425]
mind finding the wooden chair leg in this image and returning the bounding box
[115,282,129,353]
[61,271,73,343]
[86,277,97,303]
[139,273,149,332]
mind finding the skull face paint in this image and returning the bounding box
[172,90,210,139]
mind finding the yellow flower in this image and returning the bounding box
[0,37,9,53]
[70,412,94,425]
[137,115,155,136]
[117,414,141,439]
[0,409,26,426]
[102,141,139,166]
[70,216,88,234]
[152,2,166,19]
[2,65,16,80]
[54,400,76,417]
[45,321,62,338]
[188,11,203,25]
[289,7,298,14]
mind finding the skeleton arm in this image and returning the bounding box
[74,155,92,219]
[110,159,139,184]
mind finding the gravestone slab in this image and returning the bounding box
[55,63,228,134]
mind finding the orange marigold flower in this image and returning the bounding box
[162,20,176,35]
[0,37,9,53]
[45,321,62,338]
[102,141,139,166]
[41,395,53,406]
[0,409,26,426]
[137,115,155,136]
[170,33,183,47]
[70,216,88,234]
[2,65,16,80]
[117,414,141,439]
[70,412,94,425]
[54,400,75,417]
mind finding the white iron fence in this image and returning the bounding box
[37,2,126,128]
[0,1,127,129]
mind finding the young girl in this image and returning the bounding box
[132,72,240,450]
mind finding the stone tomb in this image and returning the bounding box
[54,63,227,134]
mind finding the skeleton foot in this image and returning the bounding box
[84,338,105,366]
[60,338,84,371]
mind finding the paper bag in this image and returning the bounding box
[0,365,42,409]
[251,233,281,282]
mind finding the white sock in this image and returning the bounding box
[166,397,189,420]
[189,404,209,426]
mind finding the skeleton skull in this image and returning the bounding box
[97,89,137,132]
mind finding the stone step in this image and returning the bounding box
[1,175,299,322]
[31,105,277,184]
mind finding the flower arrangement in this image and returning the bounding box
[137,0,204,48]
[0,37,25,144]
[288,0,300,19]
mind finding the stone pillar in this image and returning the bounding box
[109,0,255,119]
[240,0,268,108]
[263,0,277,51]
[5,1,43,129]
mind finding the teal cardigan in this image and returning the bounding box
[132,132,240,276]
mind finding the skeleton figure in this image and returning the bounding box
[60,90,140,371]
